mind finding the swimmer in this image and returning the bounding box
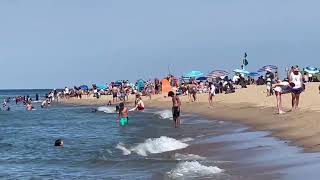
[41,99,48,108]
[54,139,64,147]
[118,102,129,126]
[26,102,33,111]
[107,100,112,106]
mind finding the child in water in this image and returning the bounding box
[118,102,129,126]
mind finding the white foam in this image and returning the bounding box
[155,110,173,120]
[97,106,115,113]
[168,161,223,179]
[116,136,189,157]
[174,153,206,161]
[116,143,131,155]
[132,136,189,156]
[180,138,194,143]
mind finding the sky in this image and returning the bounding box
[0,0,319,89]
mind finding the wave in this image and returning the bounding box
[116,136,189,157]
[116,143,131,155]
[180,138,194,143]
[97,106,115,113]
[155,110,173,120]
[174,153,206,161]
[167,161,224,179]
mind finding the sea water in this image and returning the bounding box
[2,90,320,180]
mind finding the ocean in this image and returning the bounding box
[1,90,320,180]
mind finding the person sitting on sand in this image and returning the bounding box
[118,102,129,126]
[133,94,145,111]
[168,91,181,128]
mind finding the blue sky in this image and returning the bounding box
[0,0,319,89]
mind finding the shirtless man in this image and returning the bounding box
[168,91,181,128]
[118,102,129,126]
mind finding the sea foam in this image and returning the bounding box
[155,110,173,120]
[167,161,224,179]
[97,106,115,113]
[116,136,189,157]
[174,153,206,161]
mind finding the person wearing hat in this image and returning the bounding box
[289,66,303,110]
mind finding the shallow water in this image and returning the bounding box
[1,90,320,180]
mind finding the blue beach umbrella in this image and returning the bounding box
[185,71,204,78]
[258,65,278,72]
[196,76,208,81]
[79,85,89,91]
[96,84,108,91]
[248,72,260,77]
[304,66,319,74]
[233,69,250,75]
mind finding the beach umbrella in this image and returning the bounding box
[207,70,229,78]
[248,72,260,77]
[79,85,89,91]
[258,65,278,72]
[96,84,108,91]
[196,76,208,81]
[233,69,250,74]
[304,66,319,74]
[184,71,204,78]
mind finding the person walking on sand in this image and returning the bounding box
[208,82,216,107]
[118,102,129,126]
[273,80,289,114]
[289,66,303,110]
[168,91,181,128]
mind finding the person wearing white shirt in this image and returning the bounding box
[289,66,303,110]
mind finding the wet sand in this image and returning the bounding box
[61,82,320,152]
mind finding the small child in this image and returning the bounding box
[273,80,289,114]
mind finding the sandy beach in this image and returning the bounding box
[61,82,320,152]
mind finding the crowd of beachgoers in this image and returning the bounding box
[2,65,320,118]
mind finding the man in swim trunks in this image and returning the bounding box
[168,91,181,128]
[118,102,129,126]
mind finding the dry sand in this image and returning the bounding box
[60,82,320,152]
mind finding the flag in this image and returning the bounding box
[243,58,248,66]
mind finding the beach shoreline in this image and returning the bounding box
[60,82,320,152]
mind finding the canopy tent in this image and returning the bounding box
[207,70,229,78]
[233,69,250,75]
[258,65,278,72]
[79,85,89,91]
[96,84,108,91]
[136,79,145,92]
[304,66,319,74]
[161,79,172,95]
[184,71,204,78]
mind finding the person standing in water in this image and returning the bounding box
[26,101,33,111]
[118,102,129,126]
[168,91,181,128]
[133,94,145,111]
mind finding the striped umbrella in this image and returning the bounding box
[304,66,319,74]
[258,65,278,72]
[207,70,229,78]
[233,69,250,74]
